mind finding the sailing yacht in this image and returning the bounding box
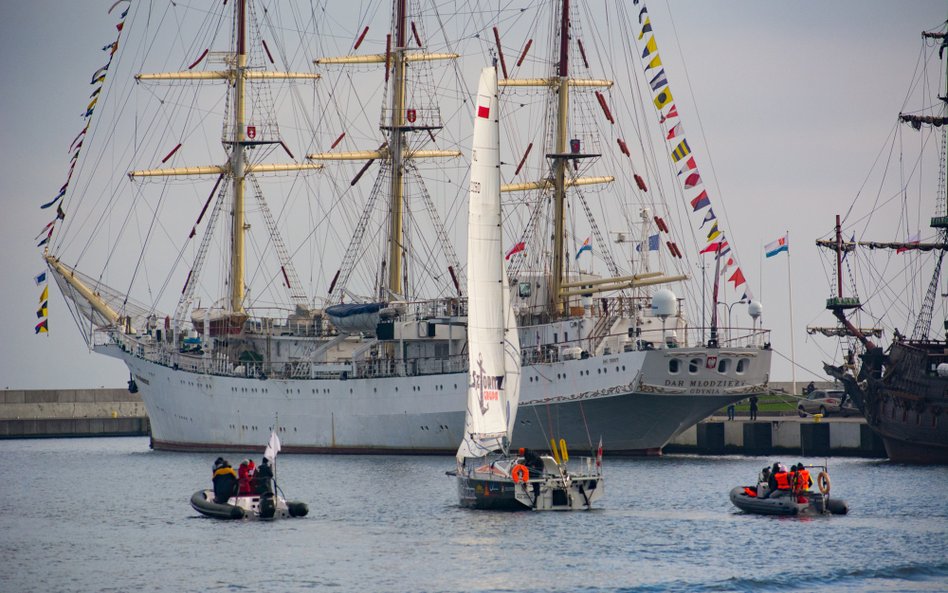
[42,0,771,455]
[454,65,602,510]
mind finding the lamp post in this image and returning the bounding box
[717,300,744,343]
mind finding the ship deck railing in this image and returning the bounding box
[97,324,770,381]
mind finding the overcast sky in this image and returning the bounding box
[2,0,946,390]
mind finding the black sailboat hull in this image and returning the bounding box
[456,475,528,511]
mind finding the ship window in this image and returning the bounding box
[718,358,730,373]
[736,358,748,374]
[689,358,701,374]
[669,359,680,374]
[435,343,448,359]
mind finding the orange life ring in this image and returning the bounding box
[817,471,831,495]
[511,464,530,484]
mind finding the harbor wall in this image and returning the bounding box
[0,388,150,439]
[665,418,887,458]
[1,388,886,458]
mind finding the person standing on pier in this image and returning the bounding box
[749,395,759,421]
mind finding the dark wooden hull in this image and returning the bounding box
[838,341,948,464]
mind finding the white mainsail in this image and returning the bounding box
[456,66,519,462]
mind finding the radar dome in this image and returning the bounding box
[748,300,763,319]
[651,289,677,318]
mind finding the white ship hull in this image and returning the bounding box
[104,343,770,455]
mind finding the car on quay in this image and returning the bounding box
[797,389,858,417]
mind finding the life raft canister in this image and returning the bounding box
[817,471,831,495]
[511,464,530,483]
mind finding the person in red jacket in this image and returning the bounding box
[237,459,254,495]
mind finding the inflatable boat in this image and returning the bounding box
[729,486,848,516]
[730,464,848,516]
[190,489,309,520]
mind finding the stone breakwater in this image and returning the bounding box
[0,389,149,438]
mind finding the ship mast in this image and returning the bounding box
[500,1,686,316]
[387,0,409,298]
[550,0,571,315]
[232,0,248,315]
[310,0,461,302]
[911,26,948,339]
[47,0,322,330]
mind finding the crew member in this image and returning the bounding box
[795,463,812,492]
[212,459,239,504]
[254,457,274,495]
[237,459,254,495]
[764,462,789,498]
[522,448,544,476]
[521,448,545,498]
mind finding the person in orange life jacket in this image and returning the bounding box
[237,459,254,495]
[788,463,799,491]
[795,462,812,492]
[764,462,790,498]
[253,457,274,495]
[212,459,239,503]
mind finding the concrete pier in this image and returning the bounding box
[1,388,887,458]
[665,416,887,458]
[0,389,150,439]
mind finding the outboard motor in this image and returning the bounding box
[259,492,276,519]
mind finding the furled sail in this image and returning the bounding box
[457,67,517,462]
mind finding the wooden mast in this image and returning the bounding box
[129,0,322,326]
[231,0,248,315]
[551,0,570,316]
[387,0,409,299]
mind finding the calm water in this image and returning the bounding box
[1,437,946,593]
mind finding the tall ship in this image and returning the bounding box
[817,22,948,464]
[40,0,771,454]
